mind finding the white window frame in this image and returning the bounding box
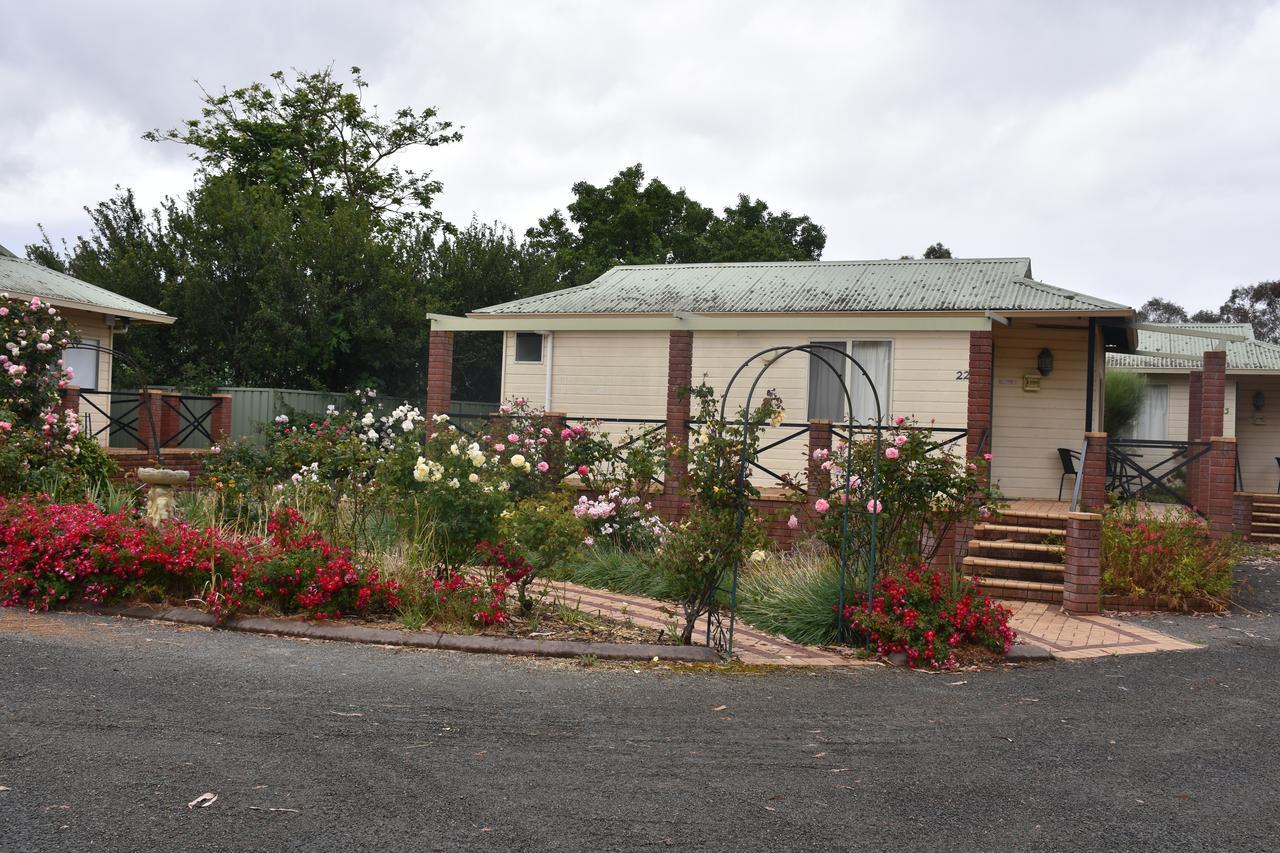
[64,338,101,391]
[513,332,545,364]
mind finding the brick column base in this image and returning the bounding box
[664,330,693,503]
[807,419,833,496]
[426,330,454,431]
[1064,511,1102,614]
[1234,492,1254,540]
[1081,432,1107,511]
[1206,437,1237,542]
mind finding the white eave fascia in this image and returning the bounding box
[428,312,994,333]
[1126,350,1207,363]
[1132,322,1248,343]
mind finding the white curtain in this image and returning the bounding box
[1130,384,1169,440]
[849,340,892,425]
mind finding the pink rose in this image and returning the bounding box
[494,443,506,452]
[885,447,899,459]
[894,434,907,447]
[866,499,883,514]
[508,433,519,442]
[983,452,992,461]
[814,498,830,514]
[536,461,550,473]
[894,416,905,426]
[577,464,589,477]
[560,428,574,440]
[787,514,799,530]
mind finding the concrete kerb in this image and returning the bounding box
[89,604,720,663]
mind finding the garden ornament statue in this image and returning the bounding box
[137,467,189,522]
[717,344,883,658]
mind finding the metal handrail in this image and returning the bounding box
[1069,437,1088,512]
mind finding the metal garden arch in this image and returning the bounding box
[709,344,884,657]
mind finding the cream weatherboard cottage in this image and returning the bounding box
[429,258,1134,501]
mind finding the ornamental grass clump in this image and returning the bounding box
[1100,502,1235,607]
[843,565,1015,669]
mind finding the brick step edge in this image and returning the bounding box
[86,604,720,663]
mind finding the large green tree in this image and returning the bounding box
[28,68,459,396]
[525,164,826,288]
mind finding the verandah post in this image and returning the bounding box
[426,329,454,434]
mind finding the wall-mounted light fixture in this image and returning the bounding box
[1036,348,1054,377]
[1254,391,1266,412]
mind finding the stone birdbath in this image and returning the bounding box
[137,467,190,523]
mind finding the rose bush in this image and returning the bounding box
[810,416,999,575]
[843,564,1015,668]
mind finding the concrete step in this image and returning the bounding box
[975,522,1061,537]
[1251,531,1280,541]
[969,539,1065,555]
[995,510,1070,526]
[964,575,1064,595]
[1252,511,1280,521]
[962,555,1065,574]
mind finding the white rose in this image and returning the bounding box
[401,419,414,433]
[468,473,479,483]
[510,454,526,468]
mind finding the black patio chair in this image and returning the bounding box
[1057,447,1080,501]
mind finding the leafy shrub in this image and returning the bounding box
[497,490,587,611]
[1104,371,1147,436]
[843,565,1015,668]
[1100,503,1235,605]
[553,546,680,601]
[661,384,778,643]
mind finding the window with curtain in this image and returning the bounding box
[848,340,892,424]
[64,338,100,391]
[807,340,892,423]
[1128,384,1169,440]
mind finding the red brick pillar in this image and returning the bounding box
[159,393,182,448]
[965,331,994,483]
[135,389,164,454]
[807,418,833,496]
[1235,492,1254,540]
[59,384,81,415]
[210,393,233,444]
[1081,431,1108,511]
[1198,352,1227,512]
[1063,511,1102,614]
[1206,437,1237,542]
[662,330,694,517]
[426,330,454,431]
[1187,370,1204,507]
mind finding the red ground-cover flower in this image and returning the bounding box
[0,498,398,621]
[842,564,1015,669]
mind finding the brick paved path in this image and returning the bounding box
[540,580,1199,665]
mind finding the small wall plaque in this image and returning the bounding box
[1022,374,1042,392]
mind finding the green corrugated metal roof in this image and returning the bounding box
[473,258,1131,315]
[0,252,173,323]
[1107,323,1280,371]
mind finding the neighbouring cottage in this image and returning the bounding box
[1108,322,1280,494]
[0,242,174,446]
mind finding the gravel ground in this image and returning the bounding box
[1,567,1277,852]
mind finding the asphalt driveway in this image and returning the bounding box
[1,563,1277,852]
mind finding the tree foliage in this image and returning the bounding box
[526,164,826,288]
[1136,298,1190,324]
[144,66,461,230]
[922,242,952,259]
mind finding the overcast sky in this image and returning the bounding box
[2,0,1278,311]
